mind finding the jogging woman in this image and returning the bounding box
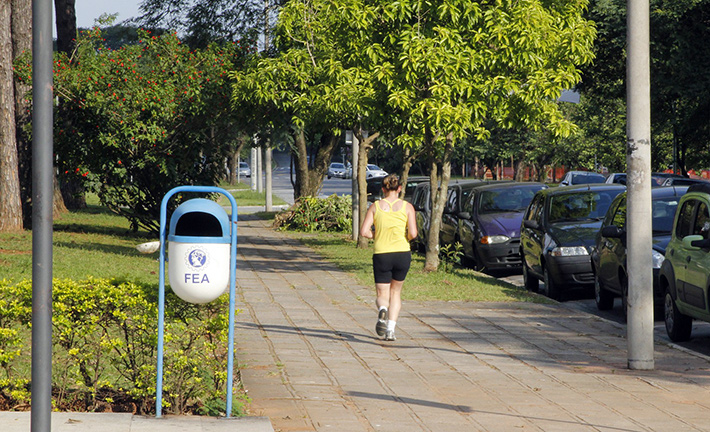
[359,174,417,341]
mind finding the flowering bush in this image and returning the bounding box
[0,278,241,415]
[15,28,252,233]
[275,195,352,233]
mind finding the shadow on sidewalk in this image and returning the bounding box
[346,391,472,413]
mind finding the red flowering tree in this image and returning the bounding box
[49,28,249,233]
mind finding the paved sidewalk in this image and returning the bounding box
[234,215,710,432]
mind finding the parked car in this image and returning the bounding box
[560,171,607,186]
[366,175,429,203]
[239,161,251,177]
[411,182,432,252]
[660,177,709,187]
[605,173,627,185]
[660,183,710,341]
[520,184,626,300]
[327,162,347,179]
[592,186,688,317]
[366,164,388,179]
[457,182,547,271]
[439,180,487,247]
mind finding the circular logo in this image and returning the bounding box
[185,247,209,271]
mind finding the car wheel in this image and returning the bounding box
[522,261,539,292]
[327,175,331,179]
[665,290,692,342]
[543,265,561,301]
[594,273,614,311]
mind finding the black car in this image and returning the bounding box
[367,175,429,203]
[440,180,490,247]
[592,186,688,317]
[411,182,432,252]
[559,171,606,186]
[520,184,626,300]
[457,182,547,271]
[660,177,710,187]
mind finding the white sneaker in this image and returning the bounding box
[376,309,387,336]
[384,330,396,341]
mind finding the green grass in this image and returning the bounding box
[0,204,160,284]
[217,180,288,208]
[0,199,547,304]
[286,230,552,303]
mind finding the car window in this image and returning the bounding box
[676,200,695,238]
[548,191,614,223]
[572,173,605,184]
[524,194,543,223]
[692,202,710,239]
[611,198,627,228]
[479,187,538,213]
[651,198,680,233]
[446,188,459,213]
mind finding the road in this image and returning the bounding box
[500,271,710,359]
[267,167,355,205]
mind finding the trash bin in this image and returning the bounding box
[167,198,231,303]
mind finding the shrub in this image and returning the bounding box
[275,194,352,233]
[0,278,242,415]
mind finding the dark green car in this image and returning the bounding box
[660,183,710,341]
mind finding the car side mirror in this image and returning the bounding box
[560,181,569,186]
[683,234,710,250]
[458,212,471,220]
[523,219,540,230]
[601,225,625,239]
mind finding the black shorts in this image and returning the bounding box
[373,251,412,284]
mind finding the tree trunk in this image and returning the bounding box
[354,128,379,249]
[227,134,248,185]
[11,0,34,227]
[293,129,310,199]
[423,134,455,272]
[54,0,77,55]
[0,0,23,231]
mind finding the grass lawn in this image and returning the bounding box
[217,180,288,207]
[0,200,546,305]
[270,219,551,304]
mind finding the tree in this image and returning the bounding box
[37,29,249,233]
[581,0,710,174]
[369,0,595,270]
[137,0,268,49]
[0,0,25,232]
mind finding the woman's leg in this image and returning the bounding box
[387,279,404,323]
[376,283,391,310]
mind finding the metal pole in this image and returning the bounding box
[31,0,54,430]
[626,0,654,370]
[251,147,257,191]
[351,132,359,241]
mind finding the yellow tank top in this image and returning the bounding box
[373,199,411,254]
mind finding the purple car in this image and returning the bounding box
[456,182,547,271]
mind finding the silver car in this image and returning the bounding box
[327,162,347,179]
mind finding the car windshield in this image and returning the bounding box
[548,191,616,223]
[572,173,605,184]
[240,162,248,168]
[652,198,680,233]
[330,163,344,169]
[367,164,381,170]
[478,186,540,213]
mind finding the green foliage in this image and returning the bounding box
[438,242,463,273]
[275,195,352,233]
[0,278,242,415]
[35,28,250,234]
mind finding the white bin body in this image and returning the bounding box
[168,241,230,303]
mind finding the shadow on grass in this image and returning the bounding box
[54,206,154,239]
[53,240,145,256]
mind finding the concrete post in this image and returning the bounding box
[626,0,654,370]
[351,132,359,241]
[251,147,257,191]
[265,144,273,211]
[256,146,263,194]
